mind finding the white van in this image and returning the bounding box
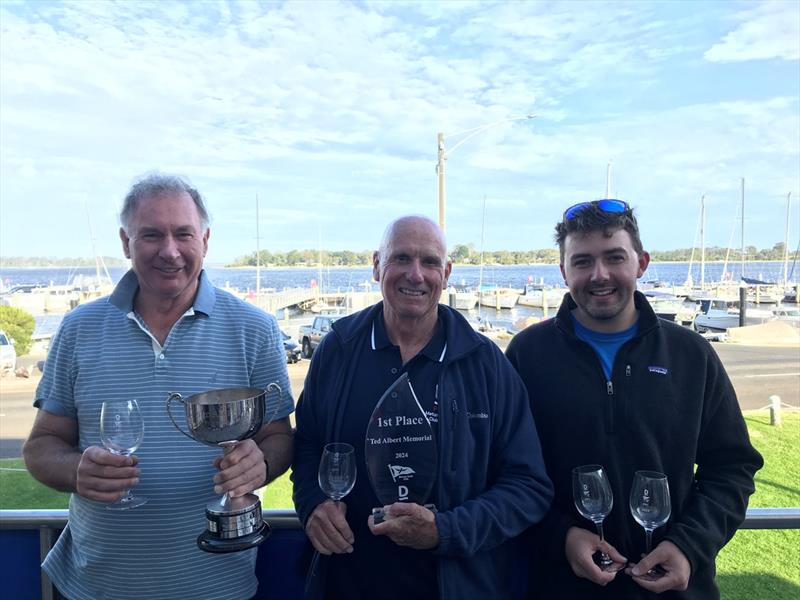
[0,331,17,374]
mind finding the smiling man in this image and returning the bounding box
[506,200,762,600]
[292,215,553,600]
[23,172,294,600]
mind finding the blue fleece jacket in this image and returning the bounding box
[292,302,553,599]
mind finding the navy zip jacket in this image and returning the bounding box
[292,302,553,599]
[506,291,763,599]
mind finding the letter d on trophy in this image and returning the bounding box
[364,373,437,523]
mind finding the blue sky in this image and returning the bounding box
[1,0,798,264]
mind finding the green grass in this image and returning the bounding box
[2,411,798,598]
[717,411,800,599]
[0,458,71,509]
[260,469,293,508]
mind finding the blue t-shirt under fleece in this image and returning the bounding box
[572,315,638,379]
[35,270,294,600]
[326,309,444,600]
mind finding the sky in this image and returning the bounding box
[1,0,799,265]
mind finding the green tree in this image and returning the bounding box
[0,306,35,356]
[451,244,472,264]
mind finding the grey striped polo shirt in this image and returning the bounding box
[35,269,294,600]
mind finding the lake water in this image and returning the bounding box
[0,260,793,290]
[1,262,794,336]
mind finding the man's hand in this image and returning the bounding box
[75,446,140,503]
[213,439,266,498]
[565,527,627,586]
[627,540,691,593]
[306,500,354,555]
[367,502,438,550]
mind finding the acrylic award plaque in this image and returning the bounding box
[364,372,437,523]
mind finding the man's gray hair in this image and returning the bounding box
[120,172,210,232]
[377,215,448,262]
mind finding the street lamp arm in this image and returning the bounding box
[445,114,536,156]
[436,113,536,233]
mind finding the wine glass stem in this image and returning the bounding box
[594,520,606,544]
[645,528,654,554]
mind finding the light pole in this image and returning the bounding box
[436,114,535,232]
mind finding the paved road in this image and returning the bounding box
[711,344,799,410]
[1,343,797,458]
[0,360,310,460]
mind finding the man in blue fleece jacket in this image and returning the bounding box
[292,215,553,599]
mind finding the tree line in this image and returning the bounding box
[228,242,795,267]
[1,256,126,268]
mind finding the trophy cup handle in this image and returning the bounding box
[166,392,196,441]
[263,382,283,426]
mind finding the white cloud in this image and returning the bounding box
[0,1,798,260]
[705,0,800,62]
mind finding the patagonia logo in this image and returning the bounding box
[648,366,668,375]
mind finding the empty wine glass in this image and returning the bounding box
[629,470,671,579]
[100,399,147,510]
[318,443,356,503]
[572,464,624,572]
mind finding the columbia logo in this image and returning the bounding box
[648,366,668,375]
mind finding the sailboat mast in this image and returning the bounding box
[740,178,745,279]
[605,161,612,198]
[255,194,261,302]
[85,200,111,284]
[700,195,705,291]
[477,195,487,322]
[784,192,792,288]
[317,226,323,302]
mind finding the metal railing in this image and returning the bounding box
[1,507,797,600]
[3,507,797,532]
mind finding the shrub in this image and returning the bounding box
[0,306,35,355]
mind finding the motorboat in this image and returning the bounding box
[642,291,696,325]
[445,285,478,310]
[692,298,787,332]
[518,283,566,309]
[478,286,519,309]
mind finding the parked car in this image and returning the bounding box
[297,316,340,358]
[282,330,301,364]
[0,330,17,375]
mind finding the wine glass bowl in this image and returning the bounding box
[572,464,624,572]
[100,400,147,510]
[629,470,671,579]
[318,443,356,502]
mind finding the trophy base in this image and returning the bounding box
[197,522,271,553]
[372,503,437,525]
[197,493,270,554]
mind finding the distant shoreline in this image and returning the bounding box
[0,259,793,269]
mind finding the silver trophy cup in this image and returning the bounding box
[166,384,282,553]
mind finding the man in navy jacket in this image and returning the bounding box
[293,215,553,599]
[506,200,762,599]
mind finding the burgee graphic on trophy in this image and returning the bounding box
[364,373,437,523]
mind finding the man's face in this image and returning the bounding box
[119,191,209,305]
[373,218,452,323]
[560,227,649,332]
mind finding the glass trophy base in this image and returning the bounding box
[372,503,437,525]
[197,493,270,553]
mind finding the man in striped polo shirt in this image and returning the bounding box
[23,173,294,600]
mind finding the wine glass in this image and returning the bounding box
[629,470,671,579]
[100,399,147,510]
[318,443,356,503]
[572,465,624,572]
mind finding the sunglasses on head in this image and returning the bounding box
[563,199,630,221]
